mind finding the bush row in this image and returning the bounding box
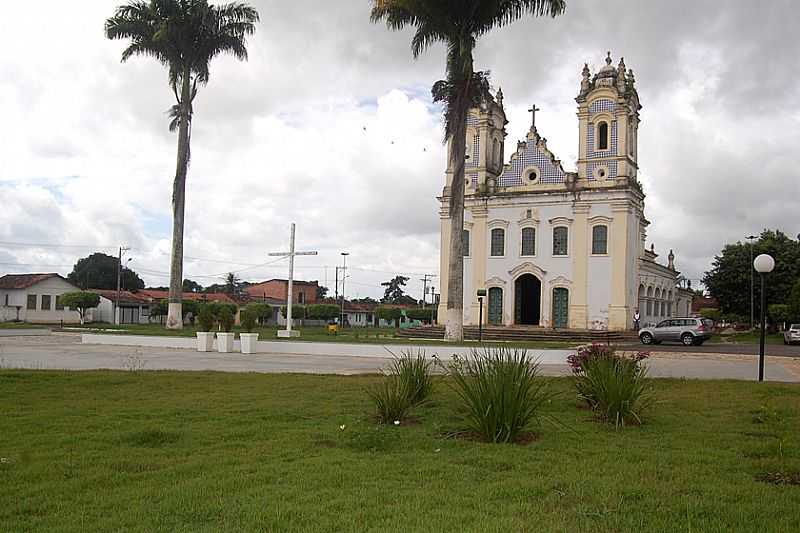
[369,343,653,443]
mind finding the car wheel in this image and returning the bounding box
[681,333,695,346]
[640,332,653,345]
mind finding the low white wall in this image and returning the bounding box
[0,329,52,337]
[80,333,571,364]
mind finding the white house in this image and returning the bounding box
[437,52,692,331]
[0,273,87,324]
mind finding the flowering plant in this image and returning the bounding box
[567,343,653,427]
[567,343,649,373]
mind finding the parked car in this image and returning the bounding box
[784,324,800,345]
[639,317,714,346]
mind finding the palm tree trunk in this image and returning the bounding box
[165,70,192,329]
[444,72,472,342]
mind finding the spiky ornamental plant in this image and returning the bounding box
[371,0,565,341]
[105,1,259,329]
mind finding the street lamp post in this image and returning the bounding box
[747,235,757,329]
[753,253,775,382]
[476,288,486,343]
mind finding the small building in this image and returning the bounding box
[0,273,85,324]
[89,289,152,324]
[245,279,319,305]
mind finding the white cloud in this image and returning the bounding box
[1,0,799,298]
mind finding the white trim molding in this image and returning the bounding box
[509,262,547,280]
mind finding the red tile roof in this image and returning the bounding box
[136,290,240,305]
[0,273,70,290]
[89,289,152,304]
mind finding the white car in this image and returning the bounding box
[784,324,800,346]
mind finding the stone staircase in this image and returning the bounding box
[395,325,639,344]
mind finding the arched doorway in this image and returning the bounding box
[552,288,569,328]
[487,287,503,325]
[514,274,541,325]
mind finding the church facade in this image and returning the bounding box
[437,53,692,331]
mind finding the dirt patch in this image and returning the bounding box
[755,471,800,486]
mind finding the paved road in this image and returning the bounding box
[1,333,798,382]
[618,341,800,358]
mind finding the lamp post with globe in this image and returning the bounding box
[753,253,775,382]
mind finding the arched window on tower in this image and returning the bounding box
[493,138,500,168]
[597,122,609,150]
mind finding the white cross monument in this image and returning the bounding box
[269,223,318,338]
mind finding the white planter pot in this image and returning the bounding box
[240,332,259,354]
[216,332,235,353]
[196,332,215,352]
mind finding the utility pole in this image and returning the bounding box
[419,274,435,308]
[269,223,318,338]
[334,266,340,304]
[115,246,130,325]
[340,253,349,326]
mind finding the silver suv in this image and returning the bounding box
[639,317,714,346]
[784,324,800,345]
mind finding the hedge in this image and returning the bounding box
[306,304,340,321]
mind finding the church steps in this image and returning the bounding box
[394,326,638,344]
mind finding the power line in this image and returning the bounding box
[0,240,118,250]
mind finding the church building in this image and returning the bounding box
[437,53,693,331]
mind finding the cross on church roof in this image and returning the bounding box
[527,104,540,129]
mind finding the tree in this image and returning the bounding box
[306,304,340,321]
[183,279,203,293]
[768,304,791,330]
[224,272,241,295]
[789,280,800,322]
[371,0,565,341]
[68,252,145,290]
[703,230,800,317]
[376,305,402,328]
[106,0,259,329]
[59,292,101,325]
[381,275,410,303]
[245,302,273,325]
[317,285,329,299]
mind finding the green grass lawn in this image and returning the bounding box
[60,323,575,349]
[0,322,50,329]
[1,371,799,532]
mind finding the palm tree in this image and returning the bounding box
[105,0,259,329]
[371,0,565,341]
[224,272,241,295]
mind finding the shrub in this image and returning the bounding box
[240,309,256,333]
[307,304,340,321]
[699,308,721,322]
[444,347,550,443]
[217,306,235,333]
[181,299,199,322]
[150,299,168,318]
[197,305,215,332]
[388,349,434,405]
[404,308,436,323]
[367,377,414,424]
[245,302,273,324]
[568,343,653,427]
[376,306,402,327]
[280,305,306,319]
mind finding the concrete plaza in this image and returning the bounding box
[1,332,798,382]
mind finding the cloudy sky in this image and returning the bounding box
[1,0,798,299]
